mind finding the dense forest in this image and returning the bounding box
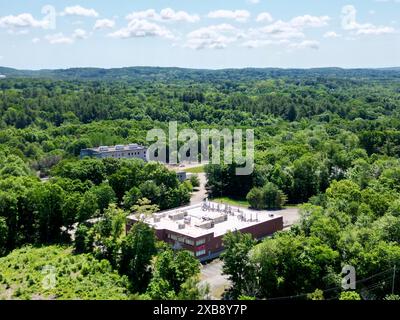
[0,67,400,300]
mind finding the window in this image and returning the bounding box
[185,239,194,246]
[196,250,206,257]
[196,239,206,246]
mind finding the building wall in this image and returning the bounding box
[98,149,147,161]
[199,216,284,260]
[126,215,284,262]
[80,148,147,161]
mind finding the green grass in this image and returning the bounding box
[212,198,301,210]
[0,246,132,300]
[183,166,205,174]
[284,204,303,209]
[212,197,250,208]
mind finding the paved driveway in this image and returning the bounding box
[200,259,231,300]
[190,173,208,205]
[276,207,301,228]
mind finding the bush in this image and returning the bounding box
[246,187,264,210]
[246,182,287,210]
[190,175,200,188]
[339,291,361,300]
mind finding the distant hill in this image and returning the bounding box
[0,66,399,82]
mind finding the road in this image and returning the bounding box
[278,207,301,228]
[200,259,231,300]
[198,207,300,299]
[190,172,208,205]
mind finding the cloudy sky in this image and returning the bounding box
[0,0,399,69]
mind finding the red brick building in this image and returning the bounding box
[127,200,283,262]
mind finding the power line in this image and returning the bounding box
[267,266,396,301]
[392,265,396,295]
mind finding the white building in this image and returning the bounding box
[80,143,147,161]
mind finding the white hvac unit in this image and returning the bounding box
[99,146,109,152]
[178,222,185,230]
[115,145,124,151]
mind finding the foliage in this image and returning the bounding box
[246,182,287,210]
[221,232,257,299]
[146,248,201,299]
[119,221,157,293]
[0,246,131,300]
[189,174,200,188]
[1,67,400,300]
[307,289,325,300]
[339,291,362,300]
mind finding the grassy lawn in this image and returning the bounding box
[184,166,205,174]
[284,204,303,209]
[212,197,250,208]
[211,198,302,210]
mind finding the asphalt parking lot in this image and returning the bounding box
[200,259,231,299]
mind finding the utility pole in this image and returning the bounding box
[392,265,396,295]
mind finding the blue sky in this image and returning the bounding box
[0,0,399,69]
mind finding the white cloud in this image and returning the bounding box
[242,39,275,48]
[108,19,174,39]
[44,28,90,45]
[7,29,30,35]
[126,8,199,23]
[247,0,260,4]
[73,28,89,39]
[0,13,49,29]
[62,6,99,18]
[207,10,250,23]
[185,24,239,49]
[289,40,319,49]
[32,37,40,44]
[324,31,341,38]
[356,26,396,35]
[341,5,395,35]
[94,19,115,30]
[45,33,74,44]
[290,15,330,28]
[159,8,200,23]
[256,12,273,23]
[249,15,330,41]
[242,38,319,50]
[126,9,158,21]
[250,21,305,40]
[243,14,329,50]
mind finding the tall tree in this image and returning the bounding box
[119,221,157,293]
[221,231,258,299]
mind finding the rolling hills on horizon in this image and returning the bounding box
[0,66,399,82]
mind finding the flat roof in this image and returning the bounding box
[85,144,147,153]
[127,201,283,238]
